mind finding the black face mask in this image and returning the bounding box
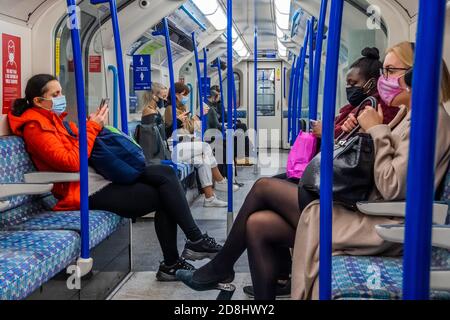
[156,99,165,109]
[346,86,368,107]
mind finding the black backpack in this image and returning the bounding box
[134,114,171,165]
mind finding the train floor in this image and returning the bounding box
[109,149,289,300]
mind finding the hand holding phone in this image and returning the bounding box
[99,98,110,110]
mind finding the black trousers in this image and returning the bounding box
[89,165,202,265]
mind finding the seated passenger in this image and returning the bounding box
[206,87,222,131]
[165,82,239,207]
[275,47,400,185]
[176,42,450,300]
[8,74,223,281]
[310,47,400,139]
[208,85,249,133]
[206,86,253,165]
[137,83,170,162]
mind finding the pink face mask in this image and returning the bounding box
[377,76,404,106]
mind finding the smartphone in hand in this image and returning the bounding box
[99,98,110,110]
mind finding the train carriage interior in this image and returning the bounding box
[1,0,450,302]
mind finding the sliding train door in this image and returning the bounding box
[248,61,283,149]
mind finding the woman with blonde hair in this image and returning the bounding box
[176,41,450,300]
[290,41,450,299]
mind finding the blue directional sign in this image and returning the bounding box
[133,54,151,91]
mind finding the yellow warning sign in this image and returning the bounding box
[55,37,61,77]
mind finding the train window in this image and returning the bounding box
[257,69,276,116]
[53,0,133,122]
[332,1,388,111]
[221,71,242,108]
[54,6,97,121]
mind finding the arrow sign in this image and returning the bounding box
[133,54,151,91]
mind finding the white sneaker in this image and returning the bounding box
[203,195,228,207]
[214,178,240,192]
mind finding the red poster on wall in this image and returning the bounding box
[89,56,102,73]
[2,34,21,114]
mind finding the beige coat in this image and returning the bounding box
[291,105,450,300]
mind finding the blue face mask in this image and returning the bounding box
[41,95,67,115]
[180,96,189,106]
[51,95,67,114]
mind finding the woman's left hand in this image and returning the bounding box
[357,105,383,131]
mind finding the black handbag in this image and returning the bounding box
[301,97,378,208]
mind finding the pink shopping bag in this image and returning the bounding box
[286,131,318,179]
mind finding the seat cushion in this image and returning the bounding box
[6,210,123,249]
[332,256,450,300]
[0,230,80,300]
[0,136,40,226]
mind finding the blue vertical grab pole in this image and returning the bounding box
[232,72,238,129]
[66,0,90,261]
[295,20,311,137]
[192,32,204,139]
[287,56,296,144]
[291,56,301,145]
[91,0,128,134]
[108,65,119,128]
[201,48,208,140]
[319,0,344,300]
[226,0,234,233]
[213,57,226,137]
[289,56,299,145]
[310,0,329,121]
[154,18,178,166]
[253,27,258,171]
[187,83,194,115]
[308,16,315,123]
[403,0,447,300]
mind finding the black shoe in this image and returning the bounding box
[181,233,223,261]
[243,279,291,298]
[156,258,195,282]
[176,269,235,291]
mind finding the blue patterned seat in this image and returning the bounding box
[160,160,194,181]
[0,135,124,299]
[5,210,123,249]
[332,255,450,300]
[331,163,450,300]
[0,230,80,300]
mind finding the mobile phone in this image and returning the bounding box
[99,98,110,110]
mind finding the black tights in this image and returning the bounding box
[89,165,203,265]
[194,177,303,299]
